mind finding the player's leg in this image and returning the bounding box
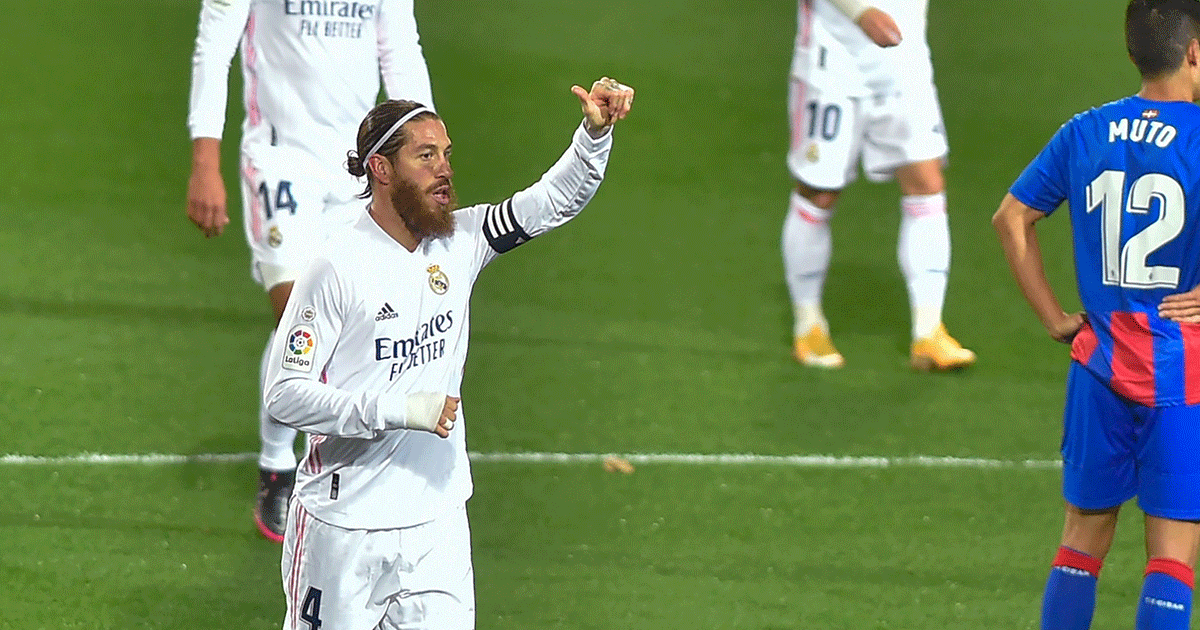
[1041,362,1138,630]
[893,158,972,370]
[241,146,328,541]
[862,73,973,370]
[1137,516,1199,630]
[783,180,842,368]
[1042,503,1118,630]
[1134,402,1200,629]
[255,279,299,542]
[280,501,393,630]
[783,58,863,368]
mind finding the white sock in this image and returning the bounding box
[898,192,950,339]
[258,331,298,471]
[782,191,833,337]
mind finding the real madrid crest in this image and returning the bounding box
[427,264,449,295]
[268,226,283,248]
[805,143,820,163]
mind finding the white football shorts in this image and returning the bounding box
[787,23,948,190]
[240,142,367,290]
[281,501,475,630]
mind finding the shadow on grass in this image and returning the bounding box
[0,293,264,329]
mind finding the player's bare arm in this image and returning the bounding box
[571,77,634,138]
[993,193,1084,344]
[826,0,902,47]
[856,8,902,47]
[186,137,230,238]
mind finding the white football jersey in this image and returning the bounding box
[187,0,435,169]
[263,123,612,530]
[795,0,932,93]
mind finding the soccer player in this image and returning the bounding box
[782,0,975,370]
[262,77,633,629]
[184,0,435,542]
[993,2,1200,627]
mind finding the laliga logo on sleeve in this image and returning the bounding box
[282,325,316,372]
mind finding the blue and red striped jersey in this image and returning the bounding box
[1011,95,1200,407]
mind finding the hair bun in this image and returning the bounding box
[346,151,366,177]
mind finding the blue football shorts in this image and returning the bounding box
[1062,361,1200,520]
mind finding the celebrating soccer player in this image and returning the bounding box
[994,2,1200,628]
[262,77,633,629]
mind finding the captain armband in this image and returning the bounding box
[482,199,533,254]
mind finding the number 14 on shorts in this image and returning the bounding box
[259,180,298,219]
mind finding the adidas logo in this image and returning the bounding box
[375,303,398,321]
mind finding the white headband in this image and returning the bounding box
[365,107,433,160]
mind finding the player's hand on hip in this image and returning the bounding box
[186,165,230,238]
[1047,311,1086,344]
[571,77,634,138]
[434,396,460,439]
[1159,287,1200,323]
[856,8,902,47]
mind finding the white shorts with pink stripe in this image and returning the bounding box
[281,500,475,630]
[240,143,367,290]
[787,22,947,190]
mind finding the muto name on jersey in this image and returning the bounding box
[286,0,374,38]
[1109,117,1178,147]
[375,310,454,380]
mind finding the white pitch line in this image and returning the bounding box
[0,451,1062,469]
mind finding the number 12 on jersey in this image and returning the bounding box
[1086,170,1184,289]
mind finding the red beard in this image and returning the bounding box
[390,176,458,241]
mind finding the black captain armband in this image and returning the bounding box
[482,199,532,254]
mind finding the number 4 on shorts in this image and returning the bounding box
[300,586,323,630]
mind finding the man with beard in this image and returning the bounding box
[262,77,633,630]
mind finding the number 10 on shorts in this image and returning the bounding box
[806,101,843,141]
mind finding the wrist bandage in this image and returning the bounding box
[398,392,446,432]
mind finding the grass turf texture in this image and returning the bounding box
[0,0,1148,628]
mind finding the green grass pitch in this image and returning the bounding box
[0,1,1156,628]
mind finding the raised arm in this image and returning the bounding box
[185,0,251,237]
[377,0,435,108]
[469,78,635,266]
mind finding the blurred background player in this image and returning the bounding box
[782,0,975,370]
[265,78,633,630]
[995,2,1200,627]
[184,0,435,543]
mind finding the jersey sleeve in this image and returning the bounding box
[376,0,435,109]
[1009,120,1073,215]
[187,0,252,140]
[263,259,402,439]
[461,122,612,270]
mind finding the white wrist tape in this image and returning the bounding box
[828,0,870,20]
[403,392,446,432]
